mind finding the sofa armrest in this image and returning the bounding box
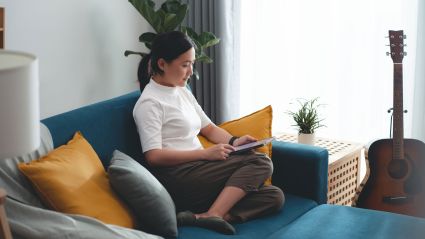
[271,140,329,205]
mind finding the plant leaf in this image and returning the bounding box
[182,26,199,41]
[139,32,157,43]
[286,97,325,134]
[196,53,213,63]
[199,32,220,48]
[129,0,162,33]
[163,4,188,32]
[161,0,181,14]
[124,50,147,57]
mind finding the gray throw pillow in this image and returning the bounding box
[108,150,177,238]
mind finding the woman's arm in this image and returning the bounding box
[145,124,258,167]
[200,124,233,144]
[200,124,258,147]
[145,144,234,167]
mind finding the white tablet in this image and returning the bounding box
[230,137,275,155]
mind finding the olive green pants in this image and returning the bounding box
[152,152,284,223]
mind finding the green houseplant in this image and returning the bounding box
[124,0,220,80]
[286,98,325,145]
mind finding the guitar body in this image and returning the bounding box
[356,138,425,217]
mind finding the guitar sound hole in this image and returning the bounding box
[388,159,408,179]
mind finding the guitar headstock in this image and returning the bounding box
[387,30,406,63]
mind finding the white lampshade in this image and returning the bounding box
[0,50,40,159]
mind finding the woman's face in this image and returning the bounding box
[158,47,195,87]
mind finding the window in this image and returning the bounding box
[239,0,419,143]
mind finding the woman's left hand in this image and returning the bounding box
[233,135,257,147]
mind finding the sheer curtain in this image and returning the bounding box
[412,0,425,142]
[239,0,422,144]
[183,0,241,124]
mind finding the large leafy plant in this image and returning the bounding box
[286,98,325,134]
[125,0,220,79]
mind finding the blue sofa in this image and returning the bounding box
[41,91,425,239]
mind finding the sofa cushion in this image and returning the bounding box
[267,204,425,239]
[176,194,317,239]
[198,105,273,184]
[108,150,178,237]
[198,105,272,157]
[18,132,135,228]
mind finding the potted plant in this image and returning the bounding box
[124,0,220,80]
[286,98,325,145]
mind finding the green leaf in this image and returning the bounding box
[163,13,177,32]
[203,38,220,48]
[139,32,157,43]
[164,5,188,32]
[156,9,166,22]
[129,0,155,13]
[199,32,220,48]
[181,27,202,51]
[131,0,162,33]
[196,53,213,63]
[182,26,199,41]
[161,0,182,14]
[124,50,147,57]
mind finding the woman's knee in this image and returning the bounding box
[249,154,273,176]
[268,186,285,212]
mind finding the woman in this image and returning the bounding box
[133,31,284,235]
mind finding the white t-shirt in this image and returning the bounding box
[133,79,212,153]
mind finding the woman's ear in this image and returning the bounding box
[157,58,166,71]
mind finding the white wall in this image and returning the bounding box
[0,0,151,119]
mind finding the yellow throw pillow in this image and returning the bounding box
[198,105,273,156]
[198,105,273,185]
[18,131,135,228]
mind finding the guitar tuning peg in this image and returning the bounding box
[403,35,407,39]
[386,52,390,56]
[403,52,407,56]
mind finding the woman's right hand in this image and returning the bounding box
[203,144,235,161]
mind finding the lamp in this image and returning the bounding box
[0,50,40,239]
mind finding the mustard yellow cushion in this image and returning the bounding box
[18,132,135,228]
[198,105,273,156]
[198,105,273,185]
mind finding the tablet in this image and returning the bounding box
[230,137,275,155]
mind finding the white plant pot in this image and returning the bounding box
[298,133,315,145]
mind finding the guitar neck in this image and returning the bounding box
[393,63,404,160]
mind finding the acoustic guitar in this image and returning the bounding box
[353,30,425,218]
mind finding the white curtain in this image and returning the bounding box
[412,0,425,142]
[239,0,423,144]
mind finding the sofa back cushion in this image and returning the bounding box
[18,132,135,228]
[41,91,144,167]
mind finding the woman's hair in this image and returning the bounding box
[137,31,195,92]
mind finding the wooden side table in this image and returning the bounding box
[275,133,364,206]
[0,189,12,239]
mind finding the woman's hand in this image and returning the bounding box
[233,135,257,147]
[203,143,235,161]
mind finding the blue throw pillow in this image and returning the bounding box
[108,150,177,237]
